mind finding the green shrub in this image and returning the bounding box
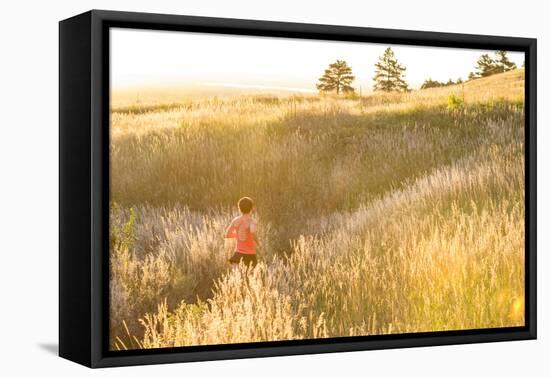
[447,93,464,111]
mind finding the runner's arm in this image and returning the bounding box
[224,219,237,238]
[250,220,260,247]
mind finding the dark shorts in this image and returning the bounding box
[229,252,257,267]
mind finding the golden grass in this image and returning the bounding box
[109,69,525,349]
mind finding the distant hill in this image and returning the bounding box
[362,68,524,110]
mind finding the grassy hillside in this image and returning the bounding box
[109,69,525,349]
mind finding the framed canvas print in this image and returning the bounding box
[59,10,537,368]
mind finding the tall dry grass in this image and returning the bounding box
[109,69,525,349]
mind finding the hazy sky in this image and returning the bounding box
[111,28,524,92]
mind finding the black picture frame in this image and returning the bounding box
[59,9,537,368]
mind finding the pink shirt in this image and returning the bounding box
[227,215,257,254]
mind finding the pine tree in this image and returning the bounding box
[495,50,517,72]
[373,47,409,92]
[420,78,441,89]
[475,54,498,77]
[420,77,461,90]
[316,60,356,95]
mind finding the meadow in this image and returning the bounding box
[109,69,525,350]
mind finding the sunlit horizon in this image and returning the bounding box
[111,28,524,92]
